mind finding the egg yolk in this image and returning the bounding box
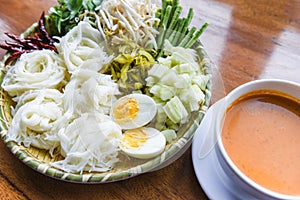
[122,129,147,149]
[113,98,139,124]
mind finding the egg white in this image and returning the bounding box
[111,93,157,130]
[120,127,166,159]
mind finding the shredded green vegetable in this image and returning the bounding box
[101,44,155,94]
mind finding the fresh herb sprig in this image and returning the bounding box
[46,0,103,37]
[156,0,208,56]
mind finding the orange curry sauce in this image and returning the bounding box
[222,90,300,196]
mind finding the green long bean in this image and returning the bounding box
[155,0,209,58]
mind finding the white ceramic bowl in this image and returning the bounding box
[215,79,300,200]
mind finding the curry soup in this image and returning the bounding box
[222,90,300,196]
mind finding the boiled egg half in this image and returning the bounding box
[120,127,166,159]
[111,93,157,130]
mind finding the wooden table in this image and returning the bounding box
[0,0,299,199]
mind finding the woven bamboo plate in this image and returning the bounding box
[0,23,213,183]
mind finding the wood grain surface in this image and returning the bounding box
[0,0,299,199]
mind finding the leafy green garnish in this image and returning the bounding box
[46,0,103,37]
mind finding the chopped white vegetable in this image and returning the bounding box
[147,64,170,79]
[164,40,198,63]
[179,84,205,112]
[146,41,209,130]
[153,103,168,130]
[163,96,188,124]
[149,84,175,101]
[161,129,177,144]
[192,74,211,91]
